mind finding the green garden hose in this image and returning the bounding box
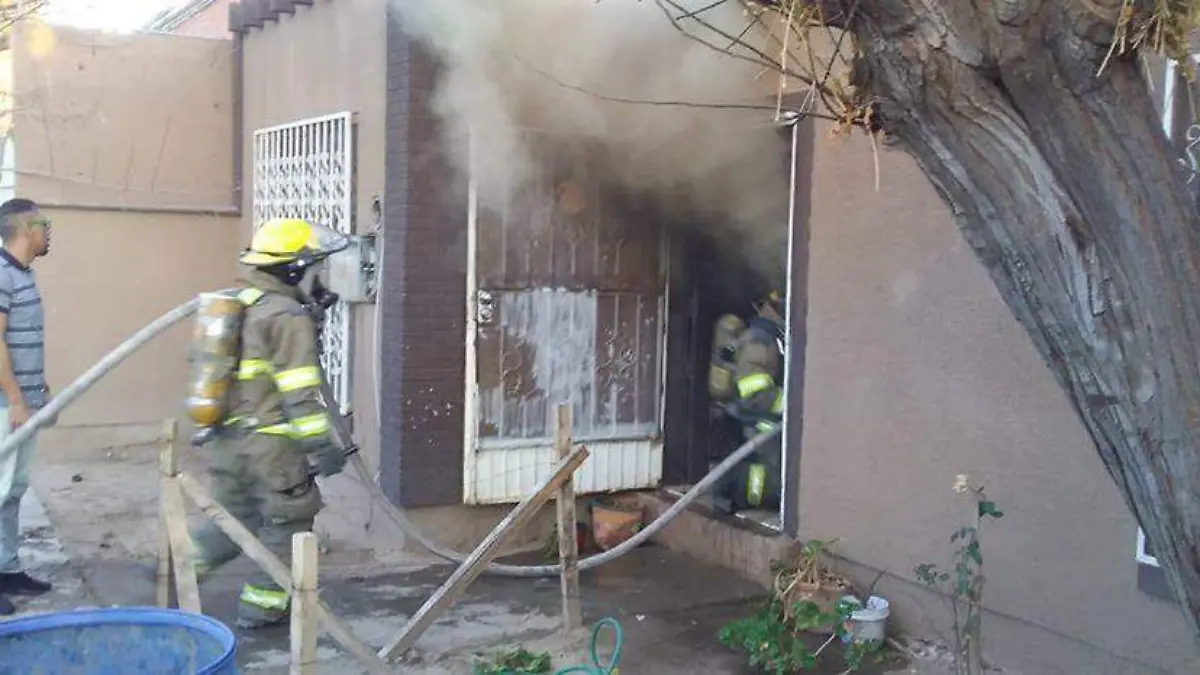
[551,617,624,675]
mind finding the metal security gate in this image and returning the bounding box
[251,112,355,407]
[463,136,669,504]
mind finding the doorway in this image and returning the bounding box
[660,121,804,535]
[458,121,807,530]
[462,135,668,505]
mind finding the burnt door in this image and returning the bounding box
[463,143,667,504]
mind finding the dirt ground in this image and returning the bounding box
[7,427,926,674]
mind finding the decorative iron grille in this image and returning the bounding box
[1182,124,1200,184]
[1162,57,1200,185]
[251,113,355,409]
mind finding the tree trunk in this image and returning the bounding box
[848,0,1200,636]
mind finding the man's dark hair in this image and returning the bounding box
[0,198,37,242]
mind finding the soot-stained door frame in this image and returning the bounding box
[659,113,812,539]
[781,114,814,538]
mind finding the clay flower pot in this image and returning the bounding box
[591,499,645,551]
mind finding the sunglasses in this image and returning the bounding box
[27,219,50,230]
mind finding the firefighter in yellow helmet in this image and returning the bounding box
[189,217,349,629]
[721,290,786,513]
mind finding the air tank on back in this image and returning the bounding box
[708,313,746,403]
[185,291,246,446]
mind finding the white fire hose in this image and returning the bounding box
[0,299,201,459]
[0,298,780,578]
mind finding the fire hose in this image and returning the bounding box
[0,298,782,579]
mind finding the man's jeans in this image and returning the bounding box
[0,408,37,574]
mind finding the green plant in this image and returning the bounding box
[914,474,1005,675]
[542,528,560,561]
[471,646,553,675]
[718,598,831,674]
[721,542,881,673]
[842,639,884,671]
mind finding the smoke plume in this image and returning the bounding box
[392,0,795,288]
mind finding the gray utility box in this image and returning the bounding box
[325,233,378,303]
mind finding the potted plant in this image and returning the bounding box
[774,539,850,634]
[590,495,644,551]
[837,570,890,646]
[719,539,884,673]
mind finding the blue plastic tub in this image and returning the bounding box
[0,606,238,675]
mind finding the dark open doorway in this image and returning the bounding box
[660,120,808,535]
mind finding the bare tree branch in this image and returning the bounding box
[506,49,842,121]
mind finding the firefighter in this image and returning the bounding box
[713,291,786,513]
[188,217,350,629]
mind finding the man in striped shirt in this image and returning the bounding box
[0,198,52,616]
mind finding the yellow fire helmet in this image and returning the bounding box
[761,290,785,315]
[239,218,350,268]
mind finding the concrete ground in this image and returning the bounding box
[5,429,917,674]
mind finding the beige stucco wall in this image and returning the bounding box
[13,24,235,210]
[33,209,238,427]
[8,22,239,428]
[798,124,1199,673]
[240,0,386,468]
[171,0,232,39]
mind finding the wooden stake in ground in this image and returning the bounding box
[156,419,175,608]
[156,499,172,609]
[291,532,319,675]
[378,444,592,661]
[176,472,392,674]
[555,404,581,633]
[158,419,201,614]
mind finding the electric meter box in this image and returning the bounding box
[325,234,378,304]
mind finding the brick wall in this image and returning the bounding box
[381,13,469,507]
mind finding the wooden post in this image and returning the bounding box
[158,419,201,614]
[555,404,581,633]
[156,419,174,609]
[176,472,392,674]
[378,444,591,661]
[156,500,172,609]
[290,532,319,675]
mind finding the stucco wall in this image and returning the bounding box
[798,124,1199,673]
[170,0,232,39]
[8,23,239,428]
[239,0,387,468]
[32,209,238,428]
[12,24,235,211]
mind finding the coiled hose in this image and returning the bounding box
[551,617,622,675]
[0,298,782,581]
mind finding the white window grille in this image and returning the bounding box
[251,112,355,408]
[0,133,15,205]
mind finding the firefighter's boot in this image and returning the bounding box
[237,583,290,629]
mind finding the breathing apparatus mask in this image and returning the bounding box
[305,274,339,325]
[260,256,340,326]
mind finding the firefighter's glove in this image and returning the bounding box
[310,441,347,478]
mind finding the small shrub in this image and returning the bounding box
[914,474,1004,675]
[472,646,553,675]
[720,539,881,673]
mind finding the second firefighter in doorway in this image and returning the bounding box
[708,291,786,515]
[188,217,350,629]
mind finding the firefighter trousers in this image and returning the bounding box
[189,432,323,626]
[715,429,782,513]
